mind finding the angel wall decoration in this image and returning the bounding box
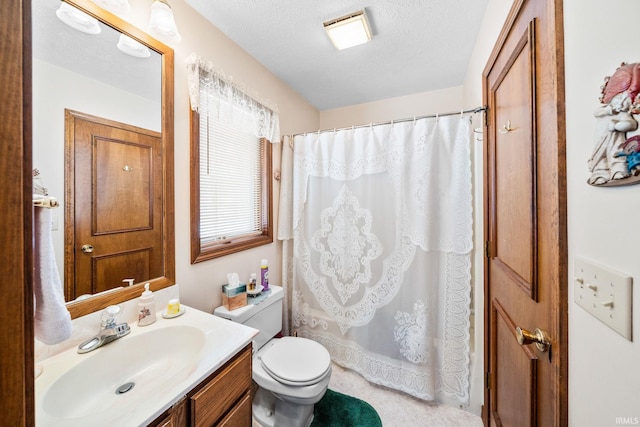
[588,62,640,186]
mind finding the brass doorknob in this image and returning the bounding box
[81,244,94,253]
[516,326,551,352]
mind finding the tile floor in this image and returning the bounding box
[328,363,483,427]
[253,362,484,427]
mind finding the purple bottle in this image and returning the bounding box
[260,259,269,291]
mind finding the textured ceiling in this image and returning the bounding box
[183,0,489,110]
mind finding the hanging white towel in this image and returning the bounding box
[34,204,72,344]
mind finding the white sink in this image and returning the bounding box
[42,325,204,419]
[36,305,258,426]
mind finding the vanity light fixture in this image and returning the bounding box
[92,0,131,15]
[148,0,182,44]
[117,34,151,58]
[56,1,101,35]
[323,10,372,50]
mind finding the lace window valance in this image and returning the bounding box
[186,53,280,142]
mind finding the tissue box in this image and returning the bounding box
[222,283,247,311]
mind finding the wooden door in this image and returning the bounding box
[65,110,163,300]
[483,0,567,426]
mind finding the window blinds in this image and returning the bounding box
[199,107,264,247]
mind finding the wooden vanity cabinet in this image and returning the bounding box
[150,344,253,427]
[190,343,253,426]
[153,396,188,427]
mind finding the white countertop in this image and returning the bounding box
[35,305,258,426]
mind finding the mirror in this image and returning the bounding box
[32,0,175,318]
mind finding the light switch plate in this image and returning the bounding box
[574,257,633,341]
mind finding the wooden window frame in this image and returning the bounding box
[190,110,273,263]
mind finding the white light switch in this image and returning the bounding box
[574,257,633,341]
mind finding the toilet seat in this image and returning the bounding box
[259,337,331,386]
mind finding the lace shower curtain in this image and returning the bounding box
[278,115,473,405]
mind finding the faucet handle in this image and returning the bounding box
[101,305,121,328]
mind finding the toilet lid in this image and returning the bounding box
[260,337,331,386]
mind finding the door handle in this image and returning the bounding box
[81,244,94,253]
[516,326,551,352]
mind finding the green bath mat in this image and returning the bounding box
[311,389,382,427]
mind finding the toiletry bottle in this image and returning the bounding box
[138,283,157,326]
[260,259,269,291]
[249,273,257,291]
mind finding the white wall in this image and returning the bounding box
[319,86,463,129]
[564,1,640,425]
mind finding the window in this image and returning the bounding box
[189,62,276,263]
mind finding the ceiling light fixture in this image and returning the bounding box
[117,34,151,58]
[323,10,372,51]
[91,0,131,15]
[55,1,101,35]
[148,0,182,44]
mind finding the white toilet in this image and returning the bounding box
[214,285,332,427]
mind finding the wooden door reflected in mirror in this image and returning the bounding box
[31,0,175,318]
[65,110,164,301]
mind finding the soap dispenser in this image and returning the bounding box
[137,283,157,326]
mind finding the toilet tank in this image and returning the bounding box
[213,285,284,351]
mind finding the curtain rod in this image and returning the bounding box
[293,105,487,137]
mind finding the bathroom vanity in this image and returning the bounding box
[35,306,257,426]
[151,344,252,427]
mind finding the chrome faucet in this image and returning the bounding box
[77,305,131,354]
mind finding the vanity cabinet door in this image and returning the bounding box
[150,396,188,427]
[156,414,180,427]
[217,392,252,427]
[190,345,252,427]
